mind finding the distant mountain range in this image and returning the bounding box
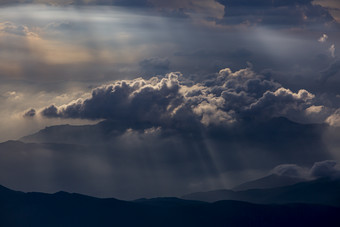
[0,116,334,199]
[0,184,339,227]
[19,117,331,167]
[233,174,306,191]
[182,177,340,206]
[1,117,339,226]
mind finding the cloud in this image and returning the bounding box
[246,88,315,121]
[193,100,235,126]
[325,108,340,126]
[216,0,336,27]
[271,160,340,180]
[0,21,37,37]
[38,66,333,129]
[320,60,340,83]
[313,0,340,23]
[41,73,193,130]
[270,164,308,178]
[318,33,328,42]
[310,160,340,178]
[23,109,36,117]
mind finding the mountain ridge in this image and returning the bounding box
[0,183,339,227]
[182,177,340,206]
[233,174,307,191]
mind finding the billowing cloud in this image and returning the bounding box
[41,73,189,129]
[247,88,315,121]
[37,67,335,129]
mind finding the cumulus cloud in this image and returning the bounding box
[248,88,315,120]
[193,100,235,126]
[37,67,332,130]
[41,73,192,129]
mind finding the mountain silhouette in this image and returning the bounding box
[182,177,340,206]
[0,184,339,227]
[233,174,306,191]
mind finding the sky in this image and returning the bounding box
[0,0,340,199]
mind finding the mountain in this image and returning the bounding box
[19,117,331,167]
[0,184,339,227]
[20,120,125,144]
[233,174,306,191]
[3,117,332,199]
[182,177,340,206]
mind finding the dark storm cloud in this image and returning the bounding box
[23,108,36,117]
[40,67,334,129]
[41,73,191,130]
[247,87,314,120]
[216,0,336,27]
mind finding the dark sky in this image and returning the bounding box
[0,0,339,199]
